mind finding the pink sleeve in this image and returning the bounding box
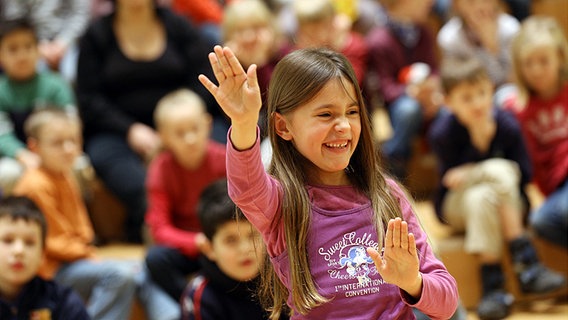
[226,128,287,257]
[388,180,459,319]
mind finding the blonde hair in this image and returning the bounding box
[154,88,206,130]
[24,108,81,140]
[221,0,275,43]
[511,15,568,106]
[261,47,402,318]
[293,0,335,25]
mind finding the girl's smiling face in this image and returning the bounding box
[274,77,361,185]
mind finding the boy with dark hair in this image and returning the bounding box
[0,196,90,319]
[428,56,565,320]
[0,18,76,196]
[181,179,278,320]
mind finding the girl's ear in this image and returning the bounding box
[273,112,293,141]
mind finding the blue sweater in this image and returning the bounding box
[0,276,90,320]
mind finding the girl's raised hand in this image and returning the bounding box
[367,218,422,298]
[198,46,262,128]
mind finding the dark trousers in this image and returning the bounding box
[145,245,201,301]
[85,133,147,242]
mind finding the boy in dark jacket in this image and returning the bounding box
[0,196,89,319]
[181,179,284,320]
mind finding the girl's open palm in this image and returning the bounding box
[367,218,422,297]
[198,46,262,126]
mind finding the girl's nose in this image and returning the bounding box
[335,116,350,132]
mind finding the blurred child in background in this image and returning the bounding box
[366,0,442,182]
[0,196,90,319]
[290,0,368,87]
[13,108,180,320]
[437,0,520,89]
[507,16,568,249]
[145,88,226,302]
[429,56,565,320]
[0,18,76,196]
[181,179,282,320]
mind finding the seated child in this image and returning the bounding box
[366,0,443,181]
[428,56,566,320]
[507,16,568,249]
[12,108,180,320]
[145,88,226,301]
[0,18,76,195]
[181,179,280,320]
[0,196,90,319]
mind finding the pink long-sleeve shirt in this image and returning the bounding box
[226,131,458,319]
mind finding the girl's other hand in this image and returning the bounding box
[367,217,422,298]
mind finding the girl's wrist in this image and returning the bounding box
[402,272,423,299]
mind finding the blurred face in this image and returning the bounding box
[159,106,212,170]
[0,217,43,299]
[275,77,361,185]
[30,118,82,175]
[454,0,498,24]
[206,221,264,282]
[519,43,562,98]
[446,79,494,127]
[227,17,274,67]
[297,18,335,48]
[0,29,38,81]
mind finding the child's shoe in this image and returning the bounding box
[477,289,514,320]
[518,263,566,294]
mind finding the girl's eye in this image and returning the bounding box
[317,113,331,118]
[348,109,360,115]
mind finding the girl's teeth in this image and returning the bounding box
[326,143,347,148]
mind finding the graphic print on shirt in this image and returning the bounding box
[527,105,568,144]
[319,231,386,298]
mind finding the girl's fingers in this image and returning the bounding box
[392,218,401,248]
[208,52,226,83]
[408,233,417,257]
[384,219,394,248]
[400,220,409,250]
[224,46,246,77]
[216,46,233,76]
[246,64,259,90]
[198,74,218,96]
[366,247,384,266]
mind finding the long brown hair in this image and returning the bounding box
[260,48,402,317]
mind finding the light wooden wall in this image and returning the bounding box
[532,0,568,37]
